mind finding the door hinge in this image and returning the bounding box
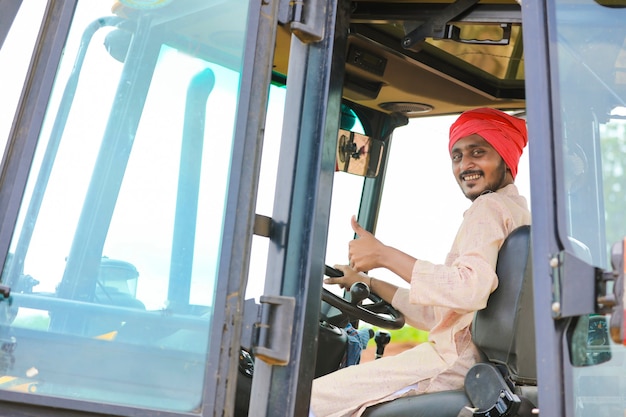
[253,295,295,365]
[278,0,326,43]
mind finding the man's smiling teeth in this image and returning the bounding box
[463,174,481,181]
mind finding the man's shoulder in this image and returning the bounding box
[468,185,529,216]
[474,184,523,204]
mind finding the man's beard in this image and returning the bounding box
[462,161,508,201]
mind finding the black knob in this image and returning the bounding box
[375,330,391,359]
[349,281,370,305]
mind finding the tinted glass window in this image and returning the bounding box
[0,1,248,412]
[554,1,626,268]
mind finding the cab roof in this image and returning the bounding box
[274,0,525,117]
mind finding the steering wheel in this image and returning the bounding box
[321,265,405,330]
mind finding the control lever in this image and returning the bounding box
[374,330,390,359]
[349,281,370,305]
[325,265,344,278]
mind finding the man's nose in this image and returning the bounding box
[459,157,475,172]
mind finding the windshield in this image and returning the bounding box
[0,0,248,412]
[551,1,626,415]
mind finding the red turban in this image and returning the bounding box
[449,108,528,179]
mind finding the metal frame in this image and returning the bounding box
[206,0,279,414]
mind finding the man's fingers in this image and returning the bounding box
[323,277,347,289]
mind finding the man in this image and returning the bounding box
[310,108,531,417]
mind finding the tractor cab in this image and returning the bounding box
[0,1,625,416]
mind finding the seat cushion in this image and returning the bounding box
[362,390,469,417]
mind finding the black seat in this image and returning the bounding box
[363,225,536,417]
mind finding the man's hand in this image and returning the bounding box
[323,264,370,290]
[348,215,387,272]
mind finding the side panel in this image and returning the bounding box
[521,2,567,416]
[524,1,626,416]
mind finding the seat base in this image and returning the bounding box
[362,390,469,417]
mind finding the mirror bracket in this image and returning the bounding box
[550,250,596,318]
[336,129,384,178]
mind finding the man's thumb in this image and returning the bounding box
[351,215,364,236]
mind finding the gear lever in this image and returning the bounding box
[349,281,370,305]
[374,330,391,359]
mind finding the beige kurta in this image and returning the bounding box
[310,184,531,417]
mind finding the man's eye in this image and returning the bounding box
[452,154,461,162]
[472,149,484,156]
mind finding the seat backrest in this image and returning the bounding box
[472,225,536,385]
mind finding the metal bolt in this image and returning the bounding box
[550,257,559,268]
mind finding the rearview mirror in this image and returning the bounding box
[336,129,384,178]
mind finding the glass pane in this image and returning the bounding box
[325,108,365,278]
[0,0,249,413]
[0,2,47,154]
[247,84,286,301]
[377,114,462,284]
[325,173,365,268]
[552,1,626,415]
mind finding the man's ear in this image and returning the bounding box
[504,166,515,182]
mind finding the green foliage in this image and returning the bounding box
[13,314,50,330]
[362,325,429,347]
[601,121,626,250]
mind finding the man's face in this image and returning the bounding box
[451,134,513,201]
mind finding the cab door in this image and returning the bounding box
[523,1,626,416]
[0,1,275,416]
[246,0,352,415]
